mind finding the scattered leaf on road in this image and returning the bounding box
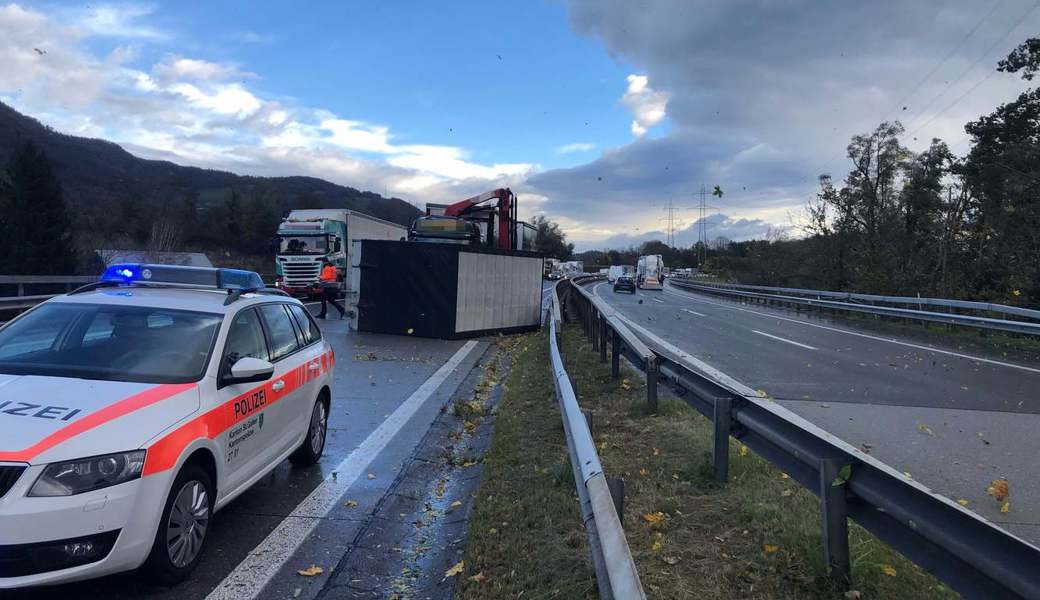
[880,564,897,577]
[739,445,748,457]
[651,539,662,552]
[1001,502,1011,514]
[956,498,969,507]
[763,544,780,554]
[449,500,463,509]
[444,561,465,578]
[344,500,359,508]
[297,565,324,577]
[987,479,1009,502]
[917,424,934,436]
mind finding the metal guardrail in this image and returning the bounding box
[684,279,1040,320]
[564,274,1040,599]
[547,280,645,600]
[669,279,1040,336]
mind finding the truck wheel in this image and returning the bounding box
[291,397,329,466]
[141,464,214,585]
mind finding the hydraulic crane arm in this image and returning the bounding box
[443,188,517,249]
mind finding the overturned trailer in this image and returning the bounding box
[350,240,544,339]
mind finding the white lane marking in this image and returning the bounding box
[206,340,480,600]
[653,298,664,304]
[751,329,818,350]
[664,285,1040,375]
[682,308,706,317]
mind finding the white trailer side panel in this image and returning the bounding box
[455,252,542,333]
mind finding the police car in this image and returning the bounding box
[0,265,334,588]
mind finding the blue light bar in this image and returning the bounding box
[100,264,264,292]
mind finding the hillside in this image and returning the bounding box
[0,102,421,272]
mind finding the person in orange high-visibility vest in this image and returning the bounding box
[317,261,345,319]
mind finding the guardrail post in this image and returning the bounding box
[712,397,732,483]
[610,330,620,378]
[582,408,594,439]
[607,477,625,525]
[599,317,607,363]
[819,458,851,586]
[591,307,600,351]
[645,357,658,413]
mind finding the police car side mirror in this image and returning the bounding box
[224,357,274,386]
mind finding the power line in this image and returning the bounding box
[887,0,1005,123]
[796,0,1032,189]
[906,0,1035,137]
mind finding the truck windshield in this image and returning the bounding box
[0,303,222,384]
[279,235,329,255]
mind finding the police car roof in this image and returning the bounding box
[49,286,301,314]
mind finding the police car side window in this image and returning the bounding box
[258,304,300,361]
[287,304,321,345]
[223,308,268,370]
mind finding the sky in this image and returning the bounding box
[1,1,1038,250]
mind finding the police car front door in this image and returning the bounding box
[216,307,282,493]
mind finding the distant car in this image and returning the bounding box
[613,276,636,294]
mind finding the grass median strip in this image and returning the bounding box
[459,324,957,599]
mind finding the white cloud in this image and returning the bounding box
[620,74,668,138]
[556,142,596,154]
[154,56,253,83]
[73,3,166,39]
[0,2,534,206]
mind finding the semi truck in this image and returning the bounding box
[274,209,407,298]
[608,265,635,283]
[636,254,664,290]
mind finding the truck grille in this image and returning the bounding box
[283,262,321,286]
[0,466,25,499]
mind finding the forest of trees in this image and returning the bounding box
[590,37,1040,307]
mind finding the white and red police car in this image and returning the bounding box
[0,265,334,588]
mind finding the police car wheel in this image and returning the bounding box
[141,464,215,585]
[290,397,328,466]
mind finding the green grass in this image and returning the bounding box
[458,325,959,599]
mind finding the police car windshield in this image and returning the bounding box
[0,303,222,384]
[280,235,328,255]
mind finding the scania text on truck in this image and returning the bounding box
[275,210,406,298]
[637,254,664,290]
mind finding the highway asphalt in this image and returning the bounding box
[592,280,1040,546]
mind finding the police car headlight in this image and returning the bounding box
[29,450,146,497]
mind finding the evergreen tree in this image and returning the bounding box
[0,142,77,274]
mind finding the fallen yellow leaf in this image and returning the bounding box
[461,460,478,468]
[297,565,324,577]
[763,544,779,554]
[449,500,463,509]
[651,540,662,552]
[987,479,1010,502]
[344,500,359,508]
[642,512,666,526]
[1001,502,1010,514]
[444,560,465,578]
[639,468,649,476]
[880,564,897,577]
[739,445,748,457]
[956,498,969,507]
[917,424,934,436]
[780,472,789,480]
